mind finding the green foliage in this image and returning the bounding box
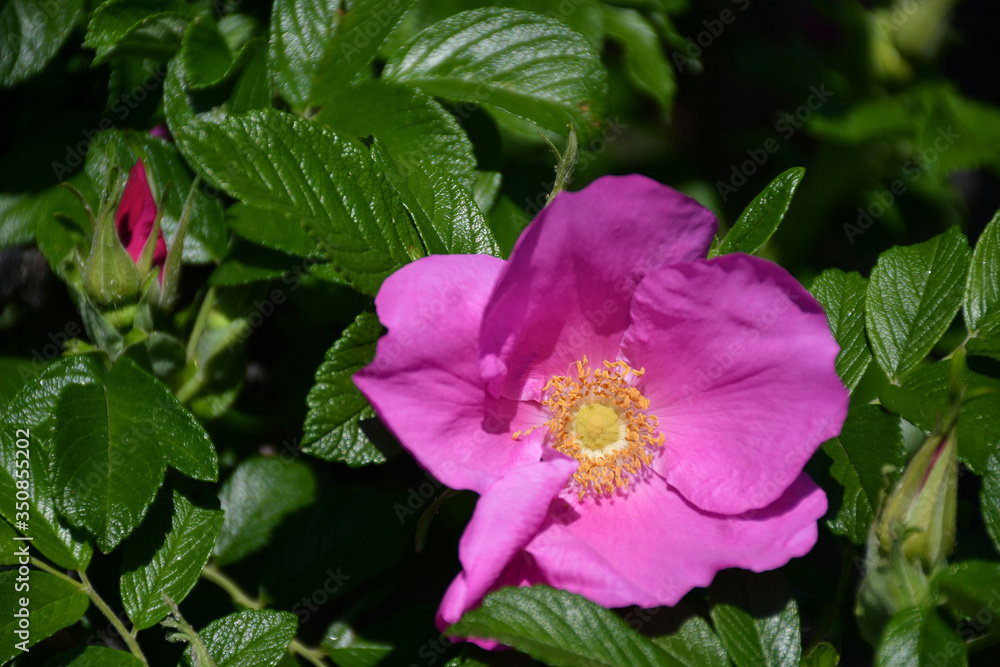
[214,455,317,565]
[602,6,675,111]
[322,622,394,667]
[708,572,801,667]
[880,361,1000,474]
[0,0,84,87]
[303,312,384,466]
[865,226,970,382]
[169,109,421,296]
[3,0,1000,664]
[716,167,806,257]
[810,269,872,391]
[448,585,679,667]
[874,607,966,667]
[823,405,905,545]
[981,455,1000,556]
[317,79,478,191]
[382,8,608,141]
[965,208,1000,332]
[120,489,224,629]
[43,647,144,666]
[184,609,297,667]
[52,356,217,552]
[651,608,729,667]
[0,571,88,661]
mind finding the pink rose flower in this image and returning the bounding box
[116,160,167,280]
[354,174,848,639]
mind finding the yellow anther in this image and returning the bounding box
[539,357,663,498]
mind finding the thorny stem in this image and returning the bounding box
[29,557,79,587]
[201,562,332,666]
[78,570,150,666]
[162,594,217,667]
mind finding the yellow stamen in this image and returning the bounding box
[535,356,664,498]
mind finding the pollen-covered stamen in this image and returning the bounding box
[539,356,664,497]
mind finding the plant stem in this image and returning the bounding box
[290,639,329,667]
[162,594,218,667]
[201,562,263,610]
[201,562,331,666]
[77,570,149,666]
[185,286,216,363]
[29,557,81,588]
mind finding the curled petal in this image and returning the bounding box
[480,174,717,401]
[355,255,546,494]
[437,448,577,633]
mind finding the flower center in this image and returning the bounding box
[537,357,664,497]
[574,403,623,451]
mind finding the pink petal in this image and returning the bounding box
[525,473,827,608]
[479,175,717,401]
[354,255,547,494]
[620,254,848,514]
[116,161,159,264]
[437,448,577,631]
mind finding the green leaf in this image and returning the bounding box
[124,357,219,481]
[934,560,1000,634]
[811,269,873,391]
[875,607,966,667]
[181,16,234,90]
[322,621,394,667]
[227,202,319,258]
[0,357,42,410]
[53,357,217,552]
[602,6,675,111]
[865,226,971,381]
[709,571,801,667]
[169,108,421,296]
[303,312,385,466]
[965,208,1000,332]
[0,186,88,250]
[187,609,298,667]
[121,489,224,629]
[316,79,478,191]
[448,585,678,667]
[822,405,905,545]
[716,167,805,256]
[0,517,18,565]
[0,0,84,87]
[227,37,271,114]
[0,356,98,570]
[979,454,1000,556]
[214,455,317,565]
[652,607,730,667]
[382,8,608,141]
[966,312,1000,361]
[310,0,416,97]
[0,571,89,662]
[267,0,369,108]
[371,140,500,256]
[42,647,144,666]
[84,0,196,63]
[801,643,839,667]
[879,361,1000,475]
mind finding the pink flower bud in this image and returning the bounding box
[116,161,166,281]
